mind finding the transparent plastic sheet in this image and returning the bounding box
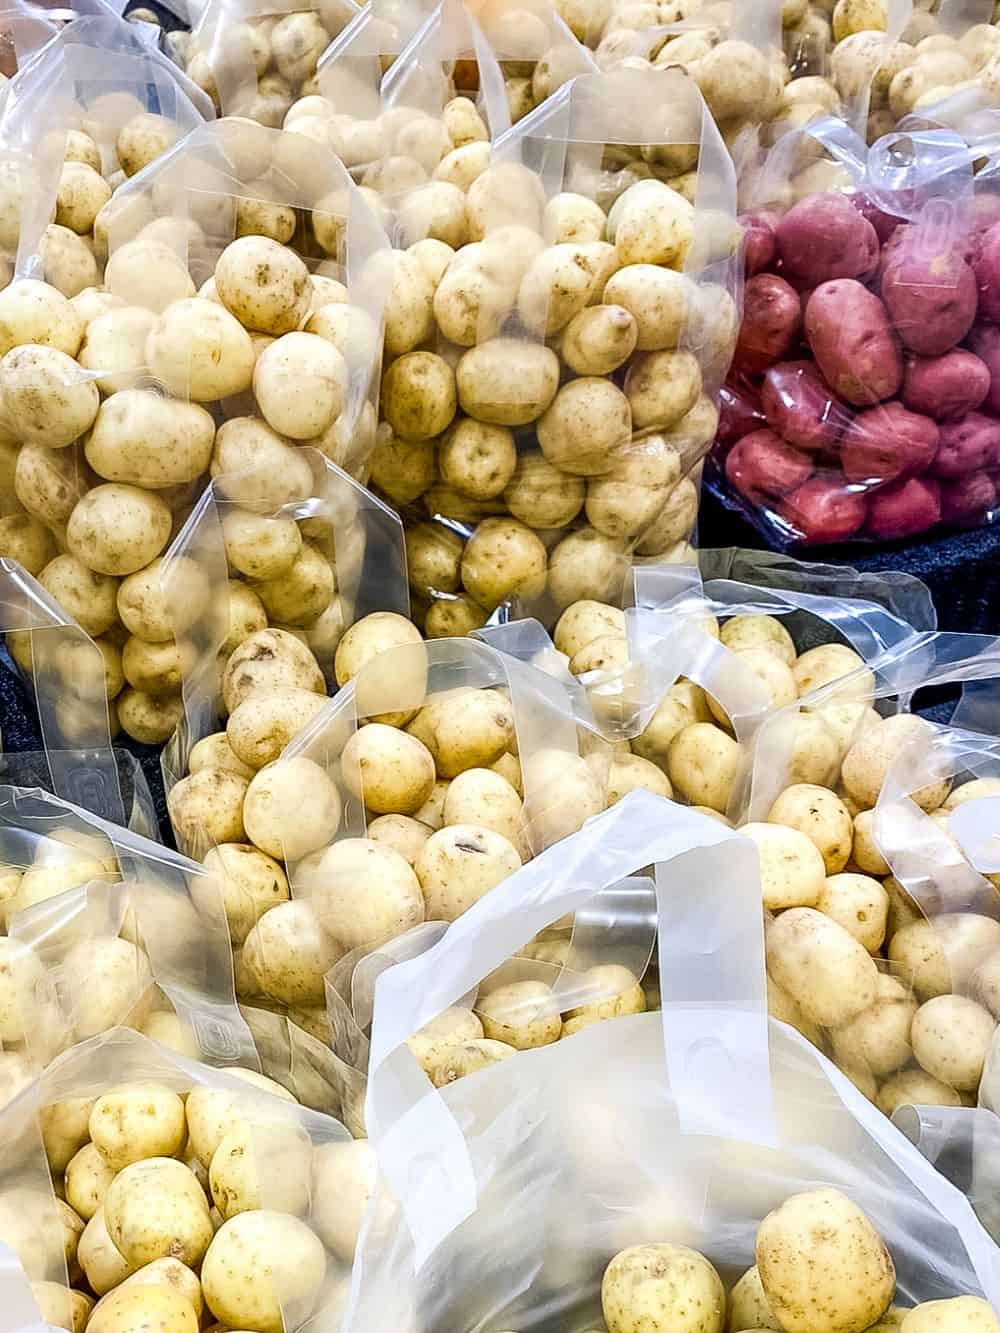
[0,559,134,826]
[0,8,57,78]
[374,65,739,639]
[895,1101,1000,1245]
[0,1026,360,1333]
[185,0,360,121]
[347,790,1000,1323]
[715,110,1000,547]
[315,0,434,126]
[0,781,258,1073]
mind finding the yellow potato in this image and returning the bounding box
[767,784,853,874]
[766,907,878,1027]
[88,1282,197,1333]
[602,1243,724,1333]
[739,822,825,911]
[201,1210,326,1333]
[105,1157,212,1268]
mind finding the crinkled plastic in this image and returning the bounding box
[0,1026,359,1333]
[375,64,739,636]
[0,781,257,1075]
[714,111,1000,547]
[185,0,360,121]
[0,559,152,827]
[345,788,1000,1323]
[315,0,436,125]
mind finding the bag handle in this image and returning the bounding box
[366,791,772,1266]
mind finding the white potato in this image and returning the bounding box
[89,1085,186,1171]
[201,1210,326,1333]
[311,838,425,948]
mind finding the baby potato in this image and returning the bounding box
[409,686,514,778]
[367,813,434,865]
[816,872,888,953]
[476,979,561,1049]
[561,303,638,376]
[563,964,646,1034]
[333,610,426,726]
[209,1121,311,1221]
[0,513,56,575]
[311,1139,377,1263]
[121,636,182,697]
[602,1243,724,1333]
[167,768,248,851]
[186,1069,297,1169]
[877,1068,962,1117]
[911,994,995,1093]
[242,898,343,1005]
[222,509,302,582]
[210,417,313,513]
[117,111,180,176]
[727,1266,780,1333]
[554,600,626,659]
[56,161,111,235]
[537,377,632,477]
[116,553,206,643]
[720,614,796,666]
[41,223,100,299]
[416,824,522,920]
[543,191,606,245]
[739,822,825,911]
[944,778,1000,810]
[793,643,874,702]
[90,1086,186,1171]
[201,1210,326,1333]
[65,938,155,1041]
[0,279,85,357]
[850,809,889,876]
[456,337,560,426]
[16,443,90,530]
[202,843,289,945]
[889,914,1000,1002]
[251,543,335,626]
[426,1037,515,1086]
[667,722,738,813]
[253,332,347,438]
[103,240,196,315]
[841,714,950,813]
[382,351,457,442]
[439,418,517,500]
[767,906,878,1027]
[243,756,343,860]
[115,1257,204,1317]
[66,1142,117,1222]
[226,688,329,770]
[406,522,464,596]
[79,1206,135,1296]
[188,733,255,782]
[105,1157,212,1268]
[443,768,525,850]
[710,647,797,725]
[79,307,157,394]
[547,526,630,609]
[755,1189,894,1333]
[767,783,853,874]
[341,723,436,815]
[311,838,425,948]
[625,348,701,431]
[67,484,171,576]
[605,754,672,806]
[504,451,586,529]
[221,627,325,714]
[33,1283,92,1333]
[407,1006,484,1073]
[89,1282,198,1333]
[831,973,917,1080]
[146,297,255,401]
[460,517,547,610]
[215,235,311,335]
[117,690,184,746]
[0,344,98,447]
[901,1298,1000,1332]
[86,390,216,488]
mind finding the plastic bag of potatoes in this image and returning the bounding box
[346,788,1000,1332]
[159,451,409,848]
[1,116,392,747]
[0,781,260,1088]
[182,0,360,122]
[0,1024,384,1333]
[370,64,739,634]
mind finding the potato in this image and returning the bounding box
[426,1037,515,1086]
[241,898,343,1005]
[63,937,154,1040]
[253,331,347,439]
[209,1121,311,1220]
[437,418,517,501]
[767,784,853,874]
[476,979,561,1049]
[168,768,248,850]
[226,689,328,771]
[460,517,547,610]
[625,349,701,431]
[563,964,645,1034]
[105,1157,212,1268]
[66,484,171,577]
[66,1143,117,1222]
[756,1189,894,1333]
[767,907,878,1027]
[221,509,302,582]
[214,236,311,335]
[407,1006,484,1073]
[309,839,426,951]
[115,1257,204,1317]
[118,690,184,745]
[831,973,916,1080]
[911,994,995,1093]
[222,627,325,714]
[804,280,902,407]
[409,687,514,778]
[122,637,182,696]
[89,1282,197,1333]
[0,279,84,357]
[901,1298,999,1332]
[104,241,196,315]
[891,914,1000,1002]
[251,543,334,626]
[84,391,215,489]
[210,417,313,513]
[776,193,878,286]
[793,643,873,702]
[186,1069,297,1169]
[415,824,522,920]
[944,778,1000,811]
[341,723,436,815]
[309,1140,378,1266]
[369,431,437,506]
[608,179,694,268]
[554,601,625,658]
[815,872,888,953]
[841,715,949,813]
[739,822,825,911]
[602,1243,724,1333]
[456,338,560,426]
[188,733,254,782]
[90,1086,186,1171]
[503,451,585,528]
[728,1266,781,1333]
[0,513,56,575]
[79,1206,135,1296]
[382,351,456,442]
[537,376,632,477]
[146,298,255,401]
[76,307,151,395]
[366,814,434,866]
[720,615,796,666]
[667,723,738,814]
[0,344,97,449]
[201,1210,326,1333]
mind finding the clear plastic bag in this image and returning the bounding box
[346,789,1000,1326]
[715,111,1000,546]
[0,1026,363,1333]
[373,64,739,636]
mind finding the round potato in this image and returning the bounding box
[739,822,826,911]
[793,643,874,702]
[720,614,796,666]
[67,484,171,576]
[89,1283,196,1333]
[477,979,561,1050]
[415,824,522,921]
[146,297,255,401]
[0,279,85,357]
[85,390,216,488]
[243,757,343,860]
[341,723,436,815]
[830,973,917,1080]
[425,1037,514,1086]
[311,838,425,949]
[90,1086,186,1171]
[310,1139,377,1263]
[66,1143,117,1222]
[209,1121,311,1221]
[221,627,325,714]
[214,235,312,334]
[201,1210,326,1333]
[911,994,995,1093]
[105,1157,212,1268]
[242,899,344,1006]
[460,517,547,610]
[667,722,738,813]
[167,768,248,851]
[602,1243,724,1333]
[185,1068,297,1169]
[841,714,950,813]
[333,610,426,727]
[254,331,347,438]
[816,872,888,953]
[0,344,99,447]
[767,784,853,874]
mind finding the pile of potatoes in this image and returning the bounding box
[174,0,355,126]
[1,157,380,745]
[597,1187,996,1333]
[7,1068,380,1333]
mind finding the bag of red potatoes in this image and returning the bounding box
[712,116,1000,546]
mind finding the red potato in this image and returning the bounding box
[930,412,1000,478]
[840,403,939,486]
[866,475,941,539]
[902,350,990,421]
[725,428,812,503]
[776,193,879,285]
[779,475,867,544]
[852,194,902,246]
[940,471,997,525]
[973,221,1000,324]
[740,211,778,277]
[733,274,802,375]
[967,325,1000,415]
[761,360,852,452]
[881,241,977,356]
[804,280,902,406]
[717,381,765,445]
